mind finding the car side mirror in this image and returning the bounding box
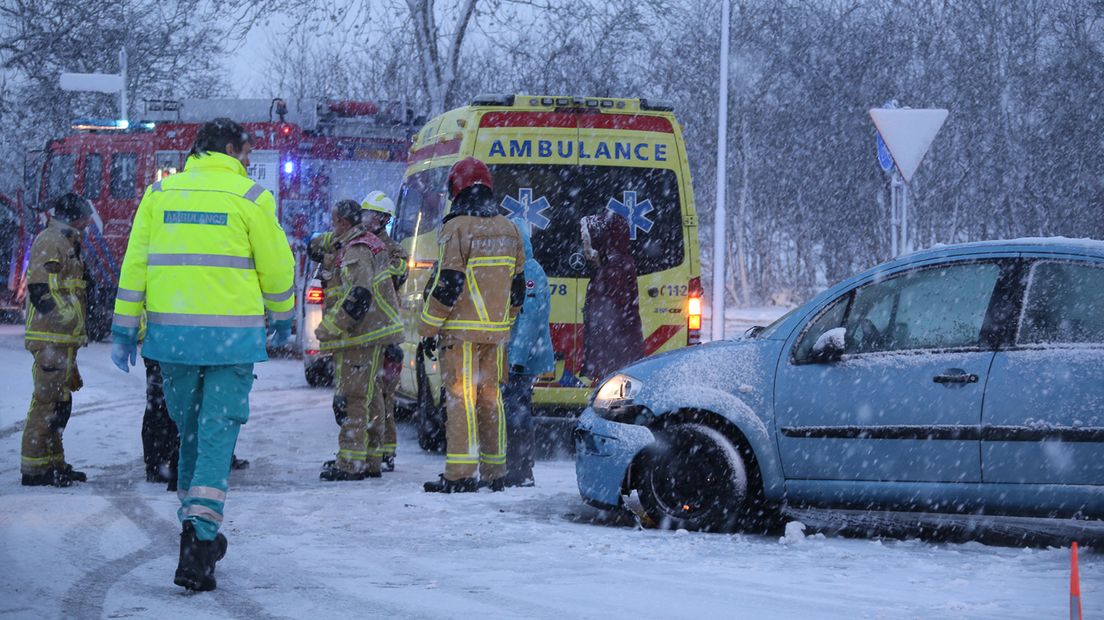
[810,327,846,363]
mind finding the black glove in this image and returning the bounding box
[420,336,438,361]
[384,343,404,363]
[510,364,527,376]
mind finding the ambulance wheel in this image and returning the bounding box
[304,358,333,388]
[416,386,446,453]
[637,424,750,532]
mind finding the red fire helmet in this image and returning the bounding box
[447,157,494,200]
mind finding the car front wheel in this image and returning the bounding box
[637,423,750,532]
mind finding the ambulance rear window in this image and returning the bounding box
[490,164,684,277]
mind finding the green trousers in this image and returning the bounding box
[160,362,254,541]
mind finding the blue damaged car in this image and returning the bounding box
[575,239,1104,531]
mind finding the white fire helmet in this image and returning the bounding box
[361,191,395,217]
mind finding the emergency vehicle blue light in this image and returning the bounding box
[283,160,295,175]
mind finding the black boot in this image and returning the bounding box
[423,475,478,493]
[382,455,395,472]
[319,460,365,481]
[21,467,72,487]
[230,455,249,470]
[478,477,506,492]
[174,521,219,591]
[59,463,87,482]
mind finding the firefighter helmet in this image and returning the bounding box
[447,157,494,200]
[361,190,395,217]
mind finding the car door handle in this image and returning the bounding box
[932,373,978,384]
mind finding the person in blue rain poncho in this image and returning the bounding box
[502,217,555,487]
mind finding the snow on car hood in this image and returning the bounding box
[615,338,780,416]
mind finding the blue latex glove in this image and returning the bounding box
[270,319,292,348]
[111,341,137,373]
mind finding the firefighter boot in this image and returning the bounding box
[423,474,478,493]
[478,478,506,492]
[174,521,221,591]
[21,466,73,487]
[319,460,365,482]
[383,455,395,472]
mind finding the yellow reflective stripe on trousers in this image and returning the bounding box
[338,449,367,459]
[464,342,478,459]
[497,344,506,459]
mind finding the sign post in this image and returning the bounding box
[59,47,129,125]
[869,106,948,255]
[711,0,731,342]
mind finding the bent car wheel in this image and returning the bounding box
[638,423,749,532]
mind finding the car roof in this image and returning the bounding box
[773,237,1104,335]
[885,237,1104,268]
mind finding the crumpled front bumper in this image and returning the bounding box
[574,408,656,509]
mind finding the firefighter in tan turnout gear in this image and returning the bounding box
[315,199,404,481]
[419,157,526,493]
[20,193,93,487]
[360,191,408,471]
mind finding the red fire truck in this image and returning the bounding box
[18,98,419,340]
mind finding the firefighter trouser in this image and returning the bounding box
[333,346,384,475]
[441,340,507,481]
[160,362,253,542]
[142,359,179,479]
[379,348,402,459]
[502,372,536,483]
[21,346,80,475]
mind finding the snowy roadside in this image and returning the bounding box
[0,326,1098,619]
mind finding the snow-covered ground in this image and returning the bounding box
[0,323,1098,618]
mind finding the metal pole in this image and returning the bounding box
[890,172,899,256]
[119,47,128,123]
[711,0,731,342]
[901,179,909,253]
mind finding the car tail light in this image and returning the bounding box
[687,277,703,344]
[306,286,324,304]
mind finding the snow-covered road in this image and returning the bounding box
[0,324,1097,618]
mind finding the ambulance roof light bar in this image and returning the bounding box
[470,93,515,107]
[639,98,675,112]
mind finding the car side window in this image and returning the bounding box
[795,262,1002,360]
[1019,261,1104,345]
[793,294,850,361]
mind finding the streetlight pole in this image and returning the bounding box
[711,0,731,342]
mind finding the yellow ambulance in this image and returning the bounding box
[392,94,701,449]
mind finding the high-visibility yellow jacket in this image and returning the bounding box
[418,206,526,344]
[24,218,88,350]
[111,152,295,365]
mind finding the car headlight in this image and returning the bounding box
[591,374,644,416]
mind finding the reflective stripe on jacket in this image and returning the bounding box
[25,219,88,350]
[111,152,295,365]
[418,213,525,344]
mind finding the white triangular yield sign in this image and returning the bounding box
[868,108,948,183]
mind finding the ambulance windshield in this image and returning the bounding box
[491,164,684,277]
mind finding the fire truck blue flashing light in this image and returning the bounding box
[283,160,295,175]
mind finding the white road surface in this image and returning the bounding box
[0,324,1098,619]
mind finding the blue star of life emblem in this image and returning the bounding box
[501,188,552,233]
[606,191,654,240]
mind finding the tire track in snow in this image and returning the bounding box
[59,463,285,620]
